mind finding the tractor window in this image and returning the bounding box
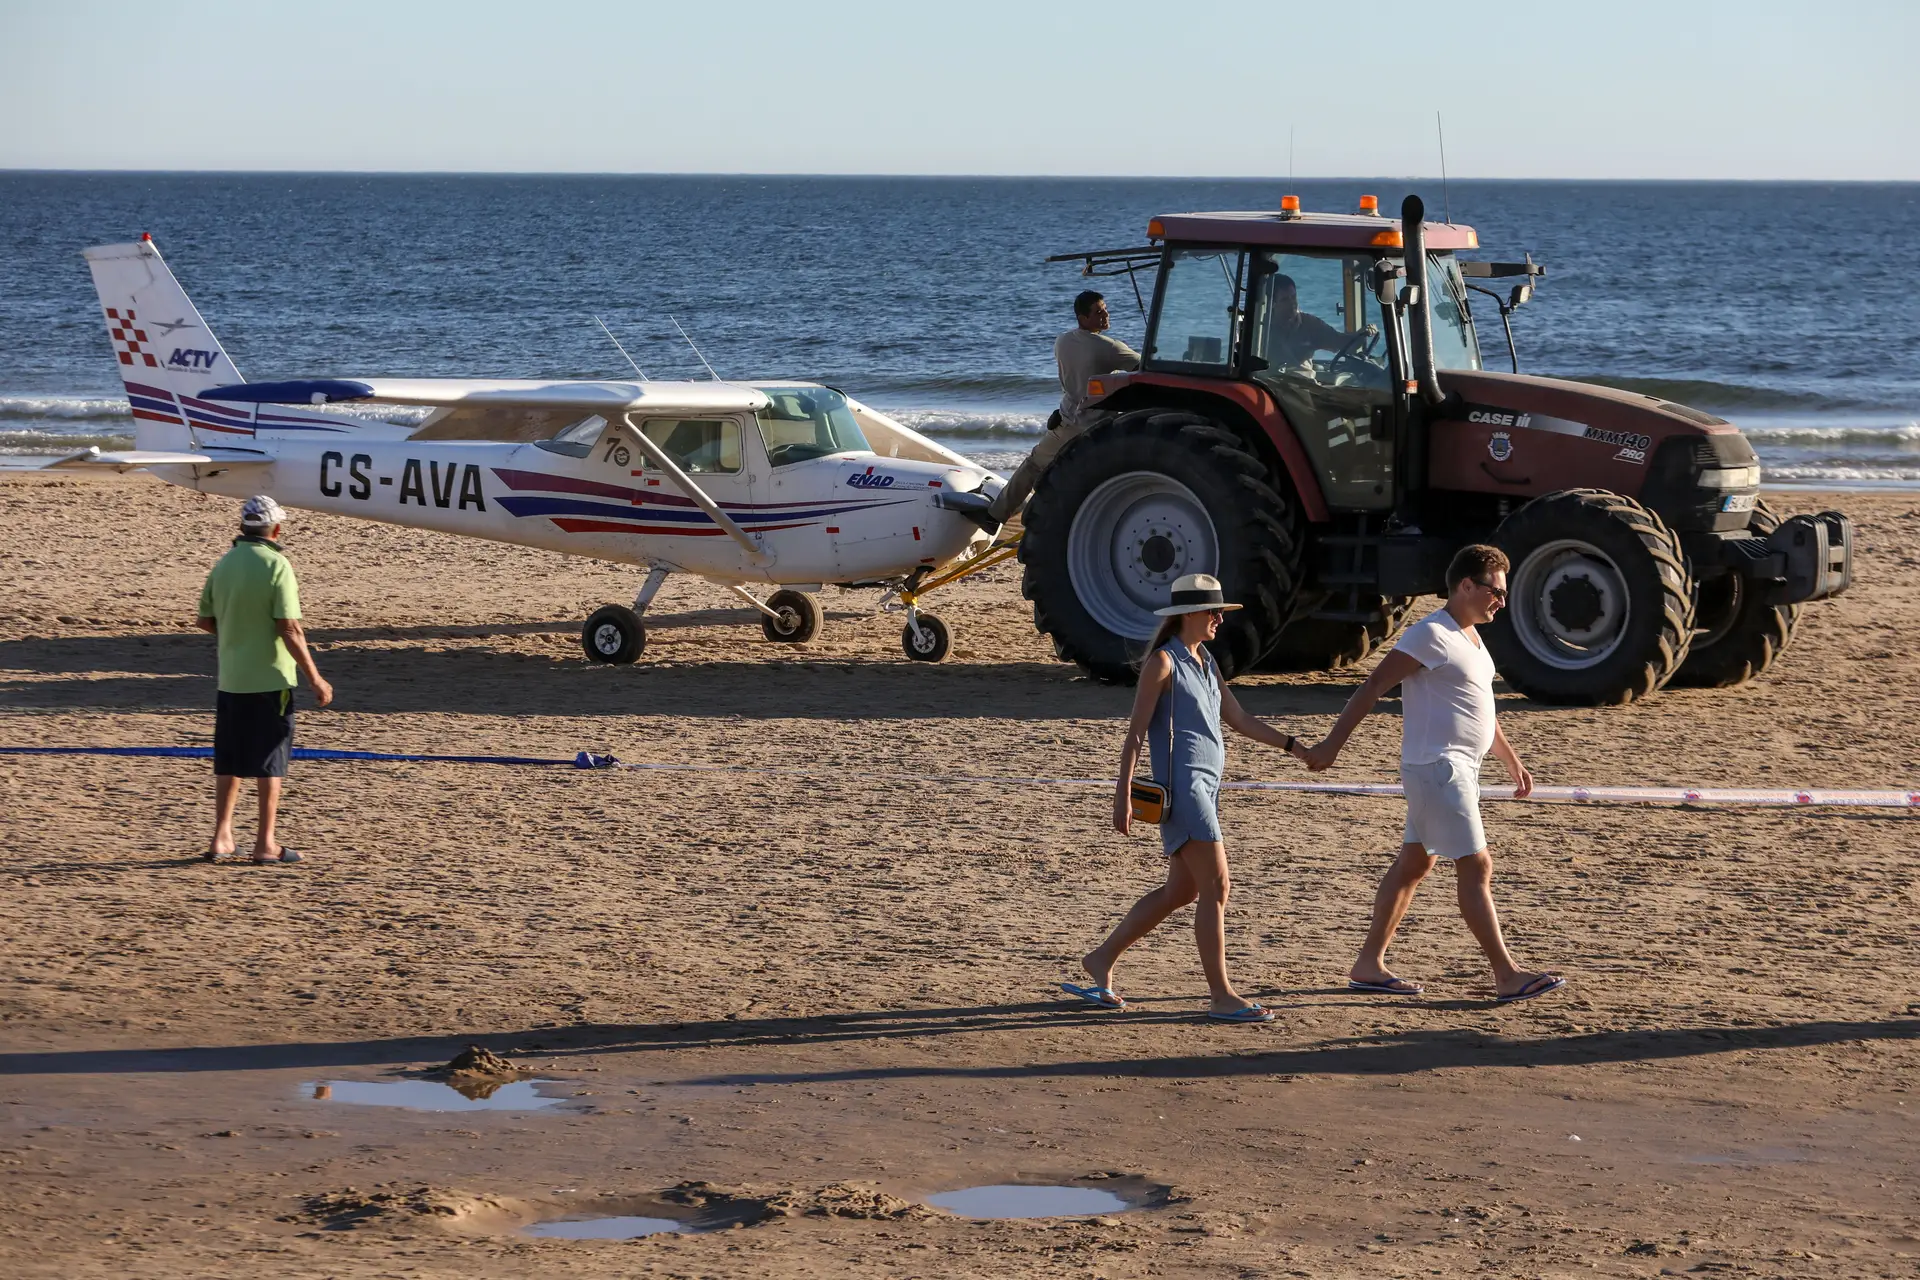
[755,385,872,467]
[1249,252,1388,389]
[1146,247,1243,372]
[637,417,743,474]
[1425,255,1482,371]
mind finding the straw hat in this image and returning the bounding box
[1154,573,1243,617]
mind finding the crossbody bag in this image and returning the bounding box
[1129,653,1176,825]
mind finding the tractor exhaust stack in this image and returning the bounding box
[1401,194,1445,407]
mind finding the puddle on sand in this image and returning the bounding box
[304,1079,567,1112]
[525,1215,687,1240]
[927,1184,1132,1219]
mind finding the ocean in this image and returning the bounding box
[2,174,1916,485]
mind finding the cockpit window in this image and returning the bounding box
[532,414,608,457]
[755,386,871,467]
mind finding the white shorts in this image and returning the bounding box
[1400,754,1488,860]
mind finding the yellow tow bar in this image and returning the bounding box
[897,530,1022,609]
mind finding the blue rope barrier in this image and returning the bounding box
[0,745,620,769]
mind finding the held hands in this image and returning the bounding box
[1300,739,1339,772]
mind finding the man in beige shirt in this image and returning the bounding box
[985,291,1140,524]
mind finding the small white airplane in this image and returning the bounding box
[56,235,1008,663]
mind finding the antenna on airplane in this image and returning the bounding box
[591,314,649,381]
[670,315,722,381]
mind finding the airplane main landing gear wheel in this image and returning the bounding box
[901,613,952,662]
[761,589,822,644]
[582,604,646,663]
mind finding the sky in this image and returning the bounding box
[2,0,1916,179]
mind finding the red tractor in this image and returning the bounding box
[1020,195,1853,704]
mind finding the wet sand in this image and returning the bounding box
[2,471,1917,1278]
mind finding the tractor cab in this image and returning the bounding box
[1054,199,1536,515]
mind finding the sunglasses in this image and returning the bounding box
[1473,578,1508,603]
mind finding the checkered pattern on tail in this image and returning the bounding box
[105,308,161,368]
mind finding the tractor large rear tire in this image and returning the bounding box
[1485,488,1695,705]
[1256,595,1415,672]
[1020,408,1305,683]
[1670,499,1801,688]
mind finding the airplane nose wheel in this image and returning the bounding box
[901,611,952,662]
[582,604,646,664]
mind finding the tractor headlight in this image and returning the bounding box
[1698,464,1761,490]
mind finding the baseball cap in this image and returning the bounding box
[240,494,287,529]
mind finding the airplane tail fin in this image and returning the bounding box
[82,236,247,451]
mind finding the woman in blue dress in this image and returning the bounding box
[1065,574,1313,1023]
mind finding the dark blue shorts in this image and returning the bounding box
[214,689,295,778]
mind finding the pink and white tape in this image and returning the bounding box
[607,761,1919,809]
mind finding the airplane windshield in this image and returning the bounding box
[756,387,871,467]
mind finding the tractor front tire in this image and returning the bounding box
[1485,489,1694,705]
[1670,499,1801,688]
[1019,408,1305,683]
[1256,595,1415,673]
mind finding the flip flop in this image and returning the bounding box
[252,848,303,865]
[1060,982,1125,1011]
[1495,974,1566,1004]
[1207,1003,1276,1024]
[1348,978,1425,995]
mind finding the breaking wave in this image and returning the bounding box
[0,429,134,454]
[1740,421,1920,446]
[0,394,130,422]
[883,408,1047,439]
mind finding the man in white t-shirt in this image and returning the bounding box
[1303,544,1565,1004]
[984,290,1141,524]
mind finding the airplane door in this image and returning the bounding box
[626,414,761,548]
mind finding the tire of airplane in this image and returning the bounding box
[582,604,646,664]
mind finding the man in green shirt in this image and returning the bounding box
[196,495,332,864]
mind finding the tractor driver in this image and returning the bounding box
[1262,273,1348,378]
[985,290,1141,525]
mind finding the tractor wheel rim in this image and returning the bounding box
[1508,538,1631,670]
[1068,471,1219,641]
[593,623,624,654]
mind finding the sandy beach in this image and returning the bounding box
[2,470,1916,1278]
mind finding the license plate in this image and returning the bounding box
[1722,493,1758,513]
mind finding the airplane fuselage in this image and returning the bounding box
[155,426,982,586]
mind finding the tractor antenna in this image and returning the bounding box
[591,314,649,381]
[670,314,722,380]
[1288,126,1295,191]
[1436,111,1453,225]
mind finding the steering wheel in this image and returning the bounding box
[1327,324,1380,373]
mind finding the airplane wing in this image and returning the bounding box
[44,446,273,472]
[199,378,765,413]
